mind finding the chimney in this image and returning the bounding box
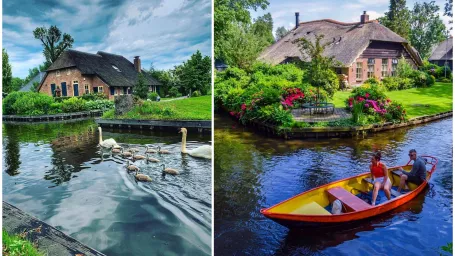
[295,12,300,28]
[134,56,141,73]
[360,11,369,24]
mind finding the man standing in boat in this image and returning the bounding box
[397,149,426,193]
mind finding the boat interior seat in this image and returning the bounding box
[290,201,331,215]
[362,178,402,197]
[326,187,372,212]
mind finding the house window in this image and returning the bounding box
[84,84,90,94]
[381,59,388,77]
[335,68,342,74]
[392,59,398,76]
[56,70,61,77]
[110,87,115,96]
[356,62,362,80]
[123,87,127,95]
[367,58,375,78]
[98,86,103,93]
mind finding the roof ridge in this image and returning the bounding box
[67,49,101,57]
[97,51,124,57]
[299,19,378,26]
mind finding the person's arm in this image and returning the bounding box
[369,164,374,180]
[382,164,388,187]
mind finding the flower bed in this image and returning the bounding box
[346,83,407,124]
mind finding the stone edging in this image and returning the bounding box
[244,111,453,139]
[3,201,105,256]
[95,118,211,133]
[2,110,105,122]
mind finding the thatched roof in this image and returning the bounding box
[45,50,160,87]
[259,19,422,66]
[429,38,453,61]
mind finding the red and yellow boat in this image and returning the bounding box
[260,156,438,228]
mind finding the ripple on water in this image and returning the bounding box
[215,116,453,256]
[3,122,211,256]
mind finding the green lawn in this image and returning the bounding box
[103,95,212,120]
[3,229,43,256]
[332,82,453,119]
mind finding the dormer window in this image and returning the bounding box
[56,70,61,77]
[112,65,121,72]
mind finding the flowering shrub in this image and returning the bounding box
[281,88,304,109]
[346,83,406,123]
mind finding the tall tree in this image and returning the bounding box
[295,34,340,98]
[379,0,411,40]
[222,24,268,69]
[445,0,453,29]
[3,48,13,93]
[33,25,74,63]
[179,50,211,95]
[133,73,148,99]
[275,26,289,40]
[214,0,269,61]
[252,13,275,45]
[11,77,24,92]
[410,1,447,59]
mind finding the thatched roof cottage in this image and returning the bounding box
[428,37,453,68]
[38,50,160,100]
[258,11,423,85]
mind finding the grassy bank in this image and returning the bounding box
[103,95,211,120]
[2,229,42,256]
[332,82,453,119]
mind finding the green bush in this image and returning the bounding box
[397,57,414,78]
[61,97,87,113]
[147,92,159,101]
[85,99,114,110]
[349,83,387,103]
[138,101,176,116]
[12,92,54,115]
[364,77,381,85]
[385,102,407,123]
[382,77,414,91]
[191,90,201,97]
[438,77,452,83]
[3,91,29,115]
[49,102,63,114]
[80,92,108,101]
[169,87,179,97]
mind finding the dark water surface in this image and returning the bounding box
[214,115,452,256]
[3,120,211,256]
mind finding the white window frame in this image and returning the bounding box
[98,86,103,93]
[367,58,375,78]
[381,59,388,77]
[84,84,90,94]
[392,59,398,77]
[356,62,362,80]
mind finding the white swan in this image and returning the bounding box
[98,127,119,148]
[179,128,212,159]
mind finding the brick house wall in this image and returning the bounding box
[39,67,124,100]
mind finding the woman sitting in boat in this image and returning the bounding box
[370,152,391,206]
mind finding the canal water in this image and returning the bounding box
[214,115,453,256]
[2,120,211,256]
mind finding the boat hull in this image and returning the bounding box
[261,156,438,229]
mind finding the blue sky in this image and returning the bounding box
[3,0,211,78]
[252,0,452,38]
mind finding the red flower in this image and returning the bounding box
[365,93,370,98]
[241,104,247,111]
[386,98,391,103]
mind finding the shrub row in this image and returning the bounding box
[3,91,114,116]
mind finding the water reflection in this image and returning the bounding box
[214,114,452,255]
[3,120,212,256]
